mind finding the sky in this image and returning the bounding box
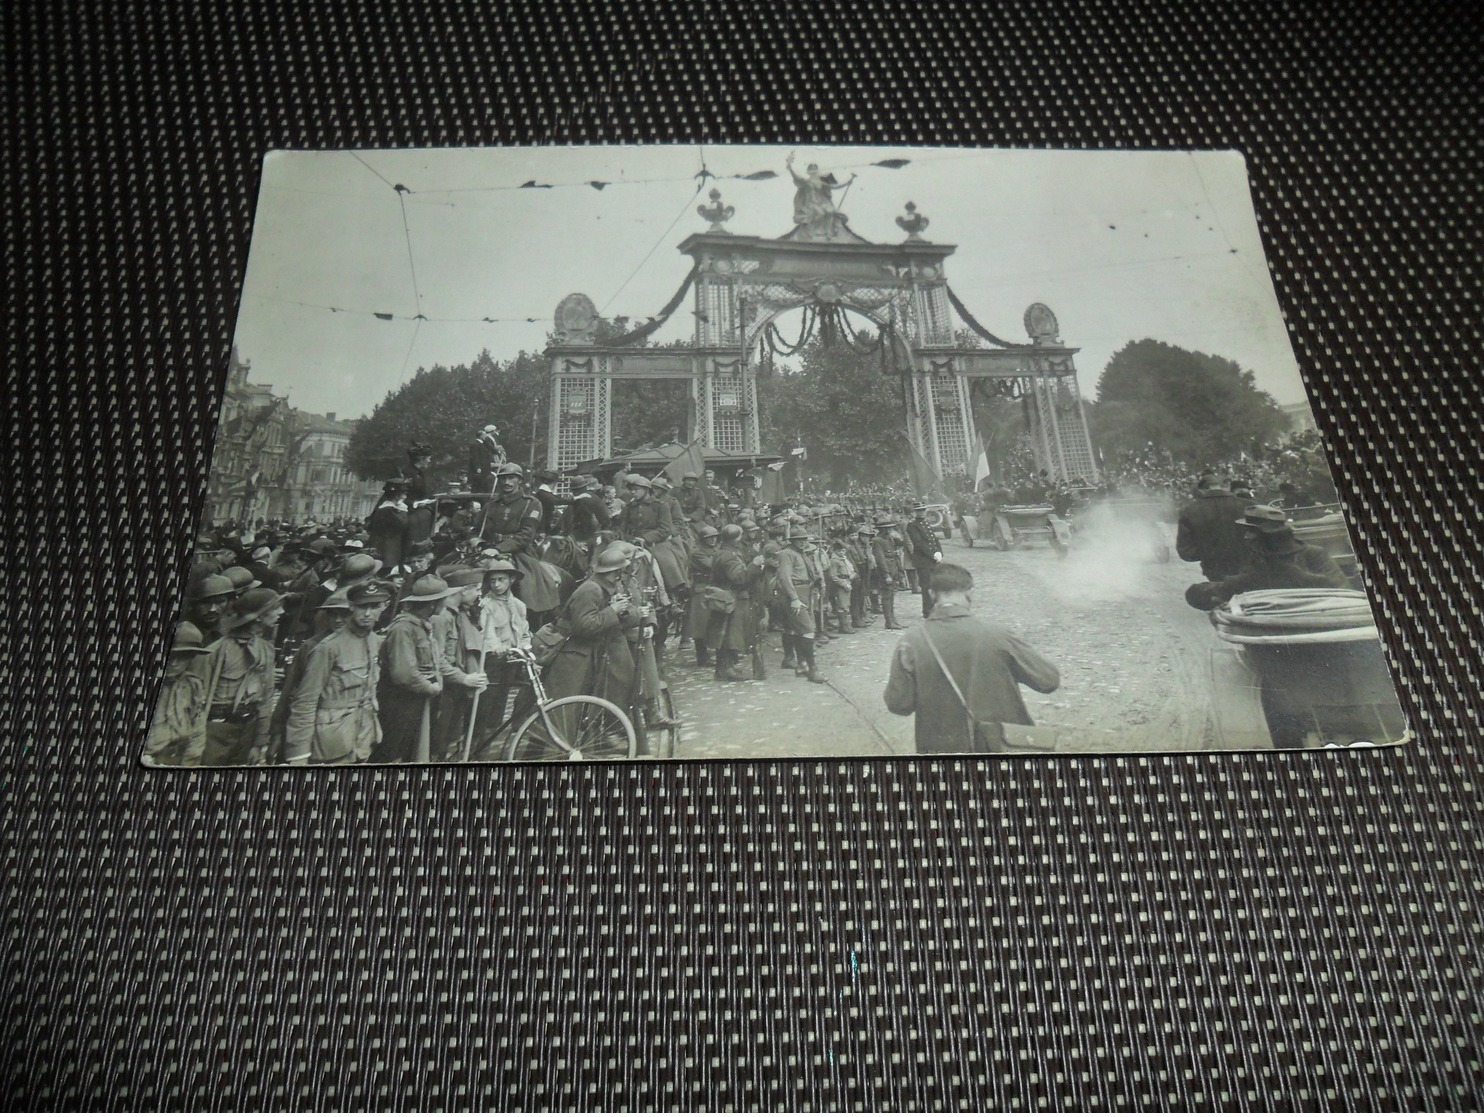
[232,145,1307,419]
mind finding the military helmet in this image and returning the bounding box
[720,524,744,543]
[697,524,720,539]
[495,462,525,479]
[592,545,632,574]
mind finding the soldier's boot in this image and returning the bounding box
[694,640,711,668]
[801,639,827,684]
[780,635,798,671]
[715,650,748,683]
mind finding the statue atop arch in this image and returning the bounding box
[786,152,857,241]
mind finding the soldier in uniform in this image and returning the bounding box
[142,622,213,767]
[284,581,391,766]
[774,527,827,683]
[676,472,709,526]
[825,535,856,635]
[268,587,351,763]
[847,523,874,628]
[431,567,490,761]
[480,462,561,628]
[870,516,907,630]
[620,474,685,601]
[375,574,454,763]
[708,523,753,682]
[183,574,234,645]
[686,523,722,666]
[544,544,641,711]
[904,501,944,617]
[201,587,285,766]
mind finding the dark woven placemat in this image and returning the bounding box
[5,0,1481,1108]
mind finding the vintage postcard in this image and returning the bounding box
[143,144,1409,767]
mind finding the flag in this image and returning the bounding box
[758,468,785,504]
[907,440,941,498]
[662,438,707,486]
[964,435,991,489]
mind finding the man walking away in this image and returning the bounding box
[884,564,1060,754]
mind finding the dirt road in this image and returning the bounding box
[665,523,1225,759]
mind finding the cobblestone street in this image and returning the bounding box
[663,522,1220,759]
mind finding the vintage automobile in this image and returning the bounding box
[1206,588,1406,750]
[984,503,1072,556]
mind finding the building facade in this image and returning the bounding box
[204,348,379,526]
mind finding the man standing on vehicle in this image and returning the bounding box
[884,563,1060,753]
[904,501,943,618]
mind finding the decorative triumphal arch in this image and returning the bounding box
[545,168,1097,486]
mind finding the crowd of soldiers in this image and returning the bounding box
[145,426,952,767]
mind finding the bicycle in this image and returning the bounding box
[469,647,638,763]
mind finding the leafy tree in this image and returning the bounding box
[1091,339,1289,464]
[345,347,548,484]
[759,331,911,488]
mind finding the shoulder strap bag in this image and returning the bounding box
[919,626,1058,754]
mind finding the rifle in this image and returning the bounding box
[461,598,494,762]
[748,596,766,680]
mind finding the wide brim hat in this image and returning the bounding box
[624,473,653,489]
[442,567,486,589]
[478,556,523,579]
[223,588,287,631]
[192,574,236,601]
[1236,504,1290,532]
[400,575,459,603]
[221,566,262,592]
[169,621,213,656]
[317,588,353,611]
[340,553,381,580]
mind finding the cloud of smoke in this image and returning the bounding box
[1050,501,1176,606]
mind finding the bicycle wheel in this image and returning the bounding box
[504,696,637,763]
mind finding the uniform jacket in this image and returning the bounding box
[285,628,382,764]
[433,605,485,687]
[1175,491,1250,580]
[870,536,903,585]
[479,492,544,554]
[773,548,815,608]
[620,497,675,547]
[884,603,1060,753]
[380,612,444,696]
[533,485,569,536]
[205,631,276,754]
[905,519,941,571]
[544,577,638,707]
[145,669,208,763]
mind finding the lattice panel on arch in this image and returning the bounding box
[931,374,970,476]
[711,372,746,453]
[1053,380,1097,481]
[554,376,598,470]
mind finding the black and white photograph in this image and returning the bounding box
[145,144,1409,768]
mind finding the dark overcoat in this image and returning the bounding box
[543,577,638,709]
